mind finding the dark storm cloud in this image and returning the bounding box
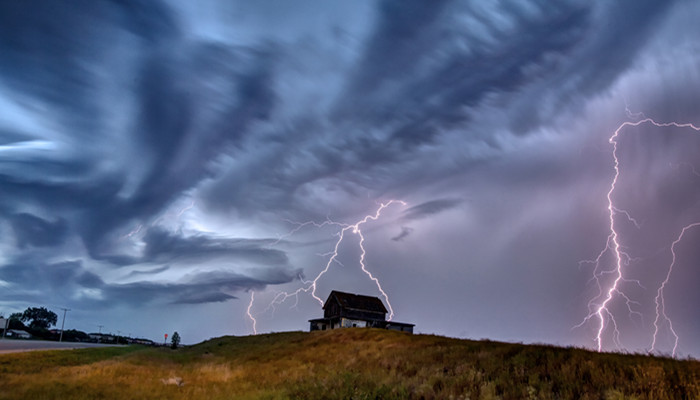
[0,0,178,131]
[197,0,680,222]
[0,257,299,307]
[341,0,452,101]
[401,199,463,222]
[0,0,681,226]
[76,270,104,288]
[334,0,676,145]
[173,292,236,305]
[505,0,678,132]
[77,42,276,258]
[0,0,277,261]
[125,265,171,278]
[337,0,590,142]
[0,0,679,265]
[9,213,68,248]
[391,227,413,242]
[0,130,33,146]
[0,260,84,289]
[104,277,240,307]
[141,228,289,266]
[387,199,463,241]
[124,43,274,207]
[103,267,298,306]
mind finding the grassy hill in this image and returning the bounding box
[0,329,698,399]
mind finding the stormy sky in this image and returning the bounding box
[1,0,699,356]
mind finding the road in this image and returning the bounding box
[0,339,125,354]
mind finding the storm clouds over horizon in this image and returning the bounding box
[1,0,699,356]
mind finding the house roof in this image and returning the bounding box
[324,290,388,314]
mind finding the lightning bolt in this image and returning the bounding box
[175,200,196,217]
[247,291,257,335]
[650,222,700,357]
[122,200,195,239]
[246,200,406,333]
[122,224,143,239]
[624,101,647,120]
[577,116,700,354]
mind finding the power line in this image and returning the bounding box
[96,325,104,343]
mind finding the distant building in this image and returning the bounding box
[129,338,155,346]
[309,290,414,333]
[6,329,31,339]
[88,333,115,343]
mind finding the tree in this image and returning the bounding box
[62,329,89,342]
[170,331,181,349]
[8,312,26,330]
[20,307,57,330]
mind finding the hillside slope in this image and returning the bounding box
[0,329,698,399]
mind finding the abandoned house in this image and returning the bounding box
[309,290,414,333]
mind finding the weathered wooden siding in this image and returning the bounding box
[341,318,368,328]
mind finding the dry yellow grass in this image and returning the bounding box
[0,329,698,399]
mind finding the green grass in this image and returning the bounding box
[0,329,698,399]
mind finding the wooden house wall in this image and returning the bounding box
[323,297,386,321]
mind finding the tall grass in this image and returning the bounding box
[0,329,697,399]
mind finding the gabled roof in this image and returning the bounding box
[324,290,388,314]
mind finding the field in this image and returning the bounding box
[0,329,698,399]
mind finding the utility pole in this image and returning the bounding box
[1,317,8,340]
[58,308,70,342]
[97,324,104,343]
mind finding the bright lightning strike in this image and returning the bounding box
[650,222,700,356]
[122,200,196,239]
[577,116,700,355]
[246,200,406,333]
[123,224,143,239]
[247,291,257,335]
